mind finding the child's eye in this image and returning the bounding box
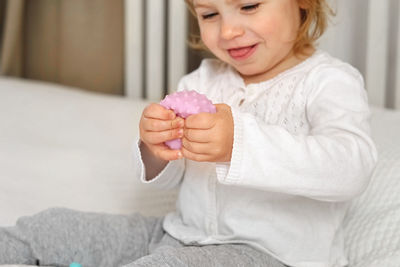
[202,12,218,20]
[241,3,260,11]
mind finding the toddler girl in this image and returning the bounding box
[0,0,377,266]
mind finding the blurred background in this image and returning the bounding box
[0,0,125,95]
[0,0,399,108]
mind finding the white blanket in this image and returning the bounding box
[0,77,177,227]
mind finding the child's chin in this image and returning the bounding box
[235,66,261,77]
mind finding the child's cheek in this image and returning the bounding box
[258,17,278,37]
[259,18,293,44]
[200,29,217,51]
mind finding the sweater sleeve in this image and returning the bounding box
[132,139,185,190]
[215,67,378,202]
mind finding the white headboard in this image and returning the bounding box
[124,0,187,101]
[315,0,399,109]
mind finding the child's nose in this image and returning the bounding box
[220,19,244,40]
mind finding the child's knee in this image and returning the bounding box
[39,207,75,217]
[15,207,74,232]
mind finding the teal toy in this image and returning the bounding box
[69,263,82,267]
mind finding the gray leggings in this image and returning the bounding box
[0,208,286,267]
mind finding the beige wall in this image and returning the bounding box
[24,0,124,95]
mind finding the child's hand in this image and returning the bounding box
[139,103,184,161]
[182,104,234,162]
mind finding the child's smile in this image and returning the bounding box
[194,0,309,84]
[227,43,258,60]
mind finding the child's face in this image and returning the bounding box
[193,0,303,83]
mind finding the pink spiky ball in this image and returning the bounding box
[160,90,216,149]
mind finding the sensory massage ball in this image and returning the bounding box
[159,90,216,149]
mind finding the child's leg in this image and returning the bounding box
[125,240,287,267]
[0,207,163,267]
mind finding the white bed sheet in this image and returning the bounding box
[344,106,400,267]
[0,77,177,227]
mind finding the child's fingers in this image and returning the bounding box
[181,146,209,162]
[185,112,215,129]
[142,117,184,132]
[155,147,183,161]
[142,128,184,145]
[145,143,182,161]
[183,128,210,143]
[143,103,175,120]
[181,138,212,155]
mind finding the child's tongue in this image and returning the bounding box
[229,46,253,57]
